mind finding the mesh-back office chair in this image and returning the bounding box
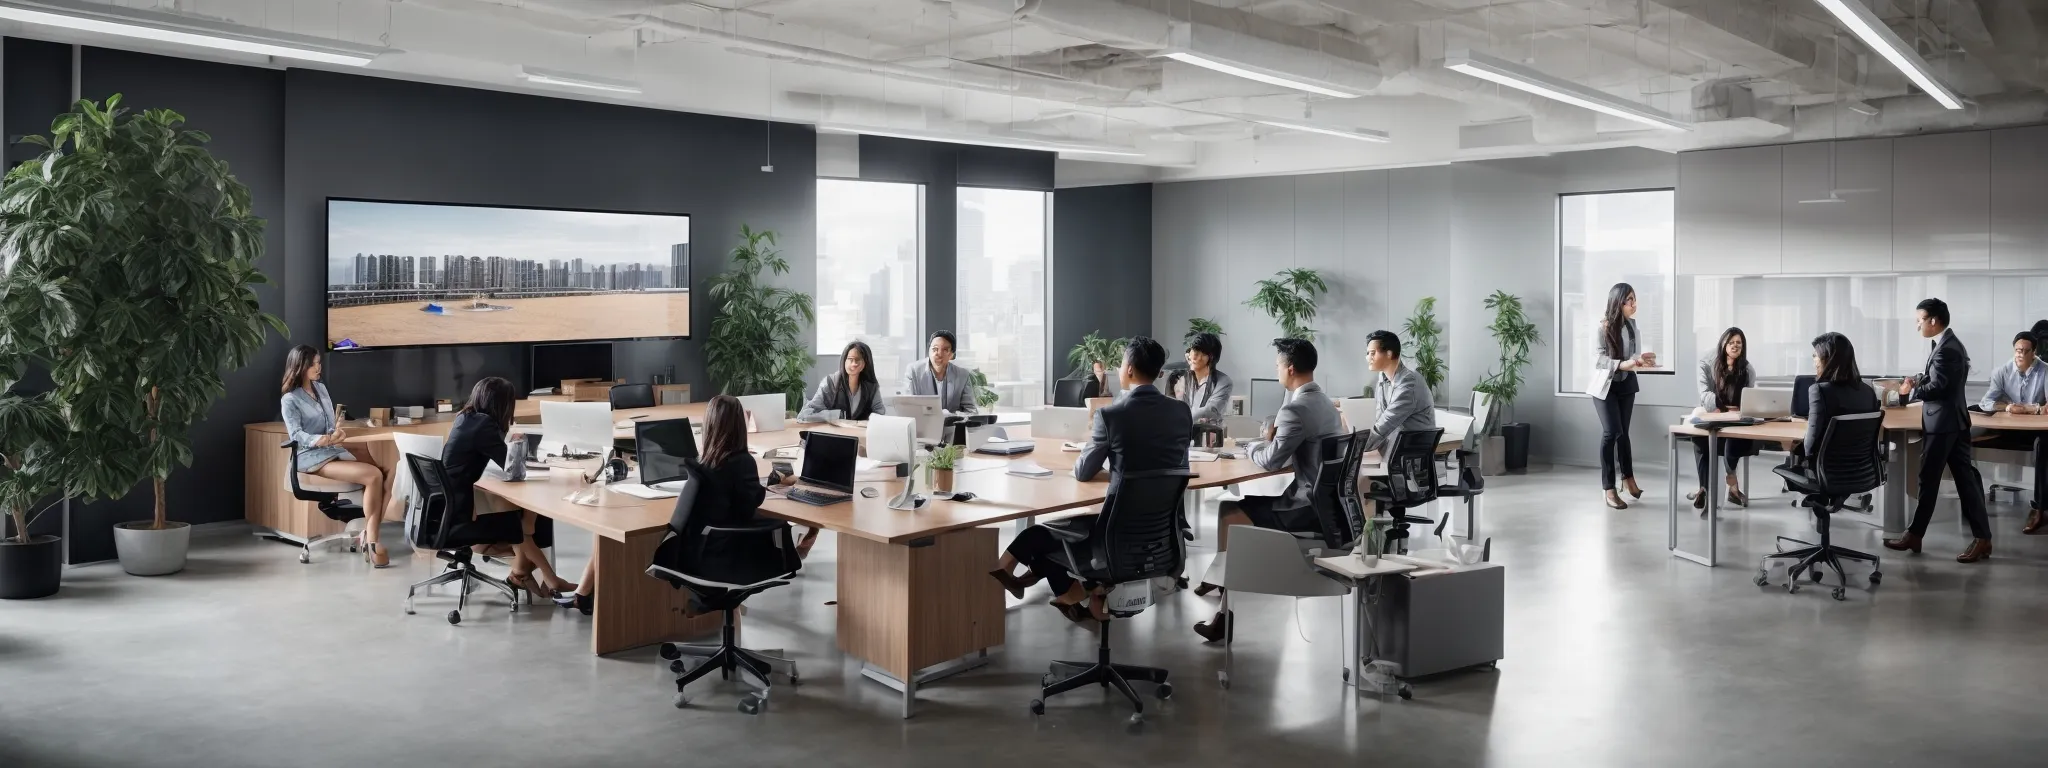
[1434,394,1498,540]
[648,460,802,715]
[401,453,527,625]
[609,383,657,410]
[281,440,367,564]
[1031,468,1192,723]
[1759,411,1885,601]
[1053,377,1093,408]
[1367,428,1446,555]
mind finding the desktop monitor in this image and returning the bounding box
[883,395,945,442]
[1247,378,1286,424]
[737,393,787,433]
[539,401,614,457]
[530,342,613,395]
[799,432,859,493]
[866,416,919,466]
[635,418,697,484]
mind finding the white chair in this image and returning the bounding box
[1211,525,1350,690]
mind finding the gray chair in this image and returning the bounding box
[1214,525,1350,690]
[1434,393,1498,541]
[609,383,657,410]
[281,440,367,564]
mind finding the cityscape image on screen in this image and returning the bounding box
[326,200,690,349]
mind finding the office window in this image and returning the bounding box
[956,187,1049,408]
[1558,190,1676,394]
[816,179,921,382]
[1693,274,2047,382]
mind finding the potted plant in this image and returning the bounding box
[0,392,67,599]
[1402,297,1448,401]
[1245,268,1330,340]
[968,369,1002,411]
[926,444,963,495]
[1183,317,1224,346]
[0,96,284,576]
[1471,291,1541,471]
[1065,331,1124,385]
[706,225,815,412]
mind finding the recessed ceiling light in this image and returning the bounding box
[1158,51,1363,99]
[1811,0,1964,110]
[1444,49,1690,132]
[816,125,1145,157]
[1251,117,1390,143]
[0,0,382,66]
[518,66,642,95]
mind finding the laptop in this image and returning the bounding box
[611,418,698,499]
[884,395,945,442]
[1737,387,1792,420]
[1031,407,1091,441]
[782,432,858,506]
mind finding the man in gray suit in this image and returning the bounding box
[900,330,979,414]
[1363,329,1436,453]
[1195,338,1342,642]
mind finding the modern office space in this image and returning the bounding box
[2,0,2044,765]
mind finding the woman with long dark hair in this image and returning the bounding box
[1797,332,1879,459]
[442,376,574,598]
[1690,327,1758,513]
[278,345,402,568]
[798,340,886,422]
[1591,283,1655,510]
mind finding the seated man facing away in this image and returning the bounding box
[988,336,1191,624]
[1193,338,1342,642]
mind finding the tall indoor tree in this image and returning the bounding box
[0,95,285,575]
[706,225,815,411]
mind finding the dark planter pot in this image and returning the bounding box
[1500,422,1532,471]
[0,535,62,600]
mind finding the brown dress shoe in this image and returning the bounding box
[1957,539,1993,563]
[2025,509,2046,535]
[1882,533,1923,554]
[1193,610,1234,643]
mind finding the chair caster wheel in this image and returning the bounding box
[659,643,681,661]
[738,696,764,715]
[1869,571,1882,586]
[1809,569,1824,583]
[1029,699,1044,716]
[349,544,358,553]
[1786,580,1799,594]
[404,602,415,615]
[670,660,687,674]
[673,694,690,709]
[298,552,310,564]
[1216,671,1230,689]
[787,673,801,687]
[1398,685,1413,700]
[1155,683,1173,700]
[1754,572,1769,588]
[1831,587,1847,601]
[446,610,461,625]
[1128,712,1144,725]
[1173,576,1189,591]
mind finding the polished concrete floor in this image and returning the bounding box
[4,464,2047,768]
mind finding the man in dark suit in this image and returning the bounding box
[1886,298,1994,562]
[990,336,1191,623]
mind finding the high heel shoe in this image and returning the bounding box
[1604,491,1628,510]
[988,568,1038,599]
[363,541,391,569]
[1726,488,1748,508]
[1623,480,1644,499]
[556,591,594,616]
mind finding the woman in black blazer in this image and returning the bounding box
[1798,332,1880,459]
[442,376,574,599]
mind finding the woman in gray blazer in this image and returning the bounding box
[798,340,887,422]
[901,330,978,413]
[278,345,400,568]
[1691,327,1759,513]
[1591,283,1655,510]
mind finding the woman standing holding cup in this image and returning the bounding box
[1591,283,1655,509]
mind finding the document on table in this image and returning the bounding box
[1007,461,1054,478]
[1188,450,1220,463]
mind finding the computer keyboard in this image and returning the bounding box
[786,488,851,507]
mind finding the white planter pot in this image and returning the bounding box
[1482,435,1508,476]
[113,521,190,576]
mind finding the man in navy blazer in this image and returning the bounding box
[1887,298,1994,562]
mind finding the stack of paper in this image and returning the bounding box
[1007,462,1054,478]
[1188,450,1220,463]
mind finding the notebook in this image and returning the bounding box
[1006,461,1054,478]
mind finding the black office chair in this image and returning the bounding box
[401,453,527,624]
[281,440,367,564]
[649,460,801,715]
[1032,468,1192,723]
[1053,377,1094,408]
[1759,411,1885,601]
[1328,429,1373,549]
[1435,394,1499,540]
[1367,427,1446,555]
[609,383,658,410]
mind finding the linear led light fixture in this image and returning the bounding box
[817,124,1145,157]
[1444,49,1690,132]
[1251,116,1390,143]
[1811,0,1964,110]
[1157,51,1361,99]
[0,0,382,66]
[519,66,642,95]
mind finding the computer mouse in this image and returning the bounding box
[859,486,879,499]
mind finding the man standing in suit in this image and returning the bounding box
[989,337,1191,624]
[1194,338,1343,642]
[1886,298,1994,562]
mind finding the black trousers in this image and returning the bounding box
[1909,431,1993,540]
[1007,516,1093,597]
[1593,377,1638,490]
[1977,432,2047,512]
[1690,436,1756,487]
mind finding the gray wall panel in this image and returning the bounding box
[1678,145,1781,275]
[1991,126,2048,271]
[1893,131,1990,271]
[1781,139,1893,273]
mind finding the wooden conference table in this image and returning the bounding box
[472,402,1456,718]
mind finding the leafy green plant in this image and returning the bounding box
[926,443,964,471]
[1184,317,1224,346]
[0,393,65,544]
[1472,291,1541,420]
[1244,268,1330,340]
[706,225,815,412]
[0,95,284,532]
[1402,297,1447,395]
[1065,331,1125,377]
[969,368,1001,410]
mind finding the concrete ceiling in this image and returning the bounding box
[13,0,2048,184]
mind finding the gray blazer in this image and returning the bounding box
[1367,363,1436,453]
[279,382,354,472]
[1591,319,1639,383]
[1695,353,1758,411]
[796,374,887,423]
[1180,368,1234,426]
[1247,381,1344,512]
[900,360,978,414]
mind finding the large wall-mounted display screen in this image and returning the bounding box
[326,199,691,350]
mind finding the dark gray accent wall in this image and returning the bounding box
[1053,183,1152,386]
